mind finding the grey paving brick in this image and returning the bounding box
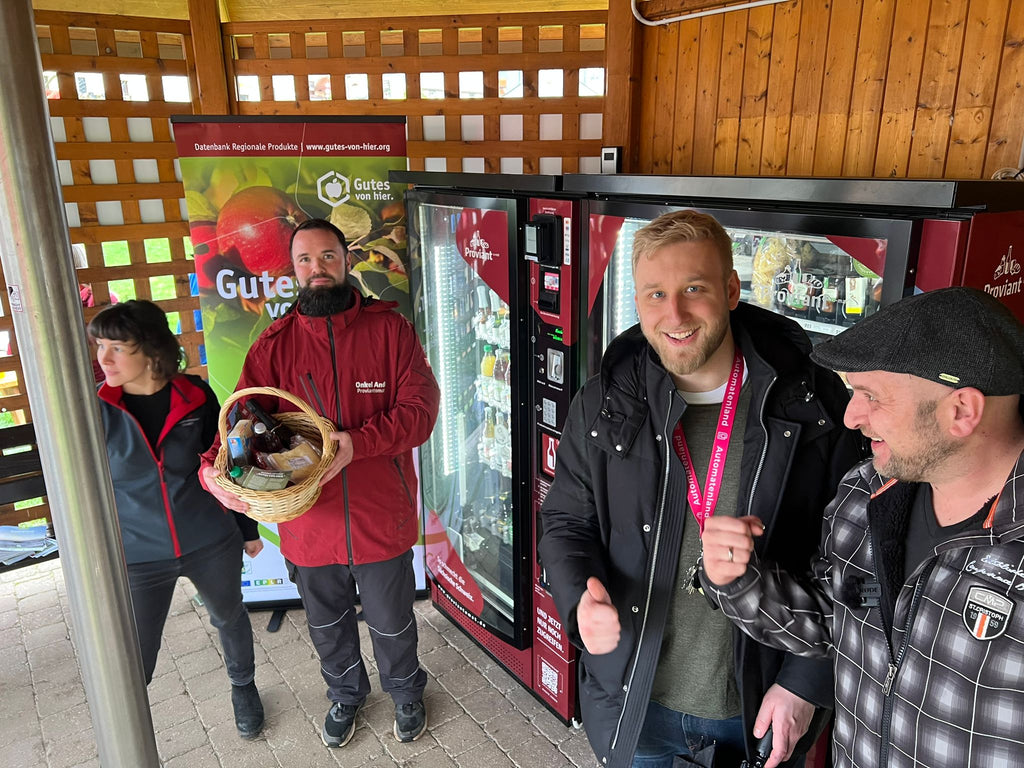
[402,745,459,768]
[34,677,87,718]
[458,687,515,725]
[261,702,315,751]
[0,607,18,631]
[483,711,537,752]
[26,640,75,671]
[382,729,441,762]
[419,645,464,677]
[14,576,53,599]
[429,714,488,755]
[162,743,222,768]
[436,665,488,700]
[0,700,41,749]
[185,667,234,702]
[530,710,575,744]
[422,687,462,727]
[506,733,573,767]
[416,621,446,653]
[155,715,211,761]
[173,646,224,681]
[506,684,547,719]
[453,738,517,768]
[2,733,47,768]
[480,662,518,694]
[151,692,199,730]
[41,725,98,768]
[558,730,602,768]
[194,689,237,729]
[17,605,62,632]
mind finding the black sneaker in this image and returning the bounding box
[321,702,360,748]
[393,700,427,743]
[231,681,264,740]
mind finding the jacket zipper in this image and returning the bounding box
[609,387,675,756]
[326,317,355,565]
[746,374,776,518]
[393,458,413,506]
[878,561,935,767]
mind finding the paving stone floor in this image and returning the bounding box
[0,559,600,768]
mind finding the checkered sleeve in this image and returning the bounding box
[699,477,858,658]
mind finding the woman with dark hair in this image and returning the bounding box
[89,299,265,740]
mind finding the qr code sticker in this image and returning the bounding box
[540,658,559,696]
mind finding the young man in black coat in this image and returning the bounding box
[539,210,863,768]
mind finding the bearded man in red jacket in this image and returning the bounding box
[202,218,440,750]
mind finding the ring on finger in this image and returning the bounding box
[727,547,734,562]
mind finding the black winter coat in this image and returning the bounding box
[538,302,864,767]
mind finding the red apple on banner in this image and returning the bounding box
[216,186,307,277]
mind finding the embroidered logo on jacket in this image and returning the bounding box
[355,380,386,394]
[962,586,1013,640]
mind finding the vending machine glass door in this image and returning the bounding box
[410,193,525,647]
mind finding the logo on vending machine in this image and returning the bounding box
[465,231,498,263]
[985,246,1023,299]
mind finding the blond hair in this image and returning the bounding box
[631,210,733,278]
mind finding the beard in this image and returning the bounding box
[875,399,962,482]
[642,312,731,381]
[296,283,354,317]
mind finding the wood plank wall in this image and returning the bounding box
[629,0,1024,178]
[222,12,607,173]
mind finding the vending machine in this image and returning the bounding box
[568,175,1024,355]
[395,172,586,723]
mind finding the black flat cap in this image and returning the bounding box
[810,287,1024,396]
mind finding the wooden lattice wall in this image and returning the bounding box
[223,12,608,174]
[628,0,1024,178]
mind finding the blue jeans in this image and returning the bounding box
[632,700,746,768]
[127,530,255,686]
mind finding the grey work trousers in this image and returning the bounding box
[288,549,426,706]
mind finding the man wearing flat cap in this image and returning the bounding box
[701,286,1024,768]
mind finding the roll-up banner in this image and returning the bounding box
[171,116,425,606]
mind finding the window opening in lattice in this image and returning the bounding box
[144,239,172,264]
[463,158,484,173]
[268,34,291,59]
[43,72,59,100]
[459,72,483,99]
[120,74,150,102]
[233,35,255,60]
[579,68,605,97]
[382,73,406,100]
[75,72,105,100]
[461,115,484,142]
[419,29,442,56]
[102,242,131,267]
[139,201,165,224]
[115,29,143,58]
[580,113,603,140]
[500,158,524,174]
[459,28,482,55]
[424,157,446,172]
[83,117,112,141]
[163,76,191,102]
[345,74,369,100]
[305,32,328,58]
[580,24,606,51]
[273,75,297,101]
[309,75,332,101]
[109,279,135,301]
[157,34,186,61]
[343,31,366,58]
[500,115,523,142]
[36,26,53,55]
[539,26,563,53]
[126,117,153,142]
[380,29,404,57]
[498,27,522,55]
[89,159,117,185]
[150,276,176,302]
[236,75,260,102]
[422,115,445,141]
[538,70,563,98]
[540,157,562,175]
[539,114,562,141]
[133,159,159,183]
[420,72,445,100]
[69,27,99,56]
[498,71,523,98]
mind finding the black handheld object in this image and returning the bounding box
[740,727,773,768]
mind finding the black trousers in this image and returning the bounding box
[288,549,426,706]
[127,530,255,686]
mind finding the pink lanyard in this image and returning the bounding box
[671,349,744,535]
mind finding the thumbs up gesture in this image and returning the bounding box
[577,577,621,655]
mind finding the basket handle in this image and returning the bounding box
[216,386,328,447]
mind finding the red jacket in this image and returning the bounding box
[203,292,439,566]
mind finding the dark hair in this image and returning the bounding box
[289,218,348,256]
[87,300,184,380]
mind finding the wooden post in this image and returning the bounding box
[187,0,230,114]
[604,0,644,172]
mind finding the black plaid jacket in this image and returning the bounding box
[703,454,1024,767]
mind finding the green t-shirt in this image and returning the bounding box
[649,384,750,718]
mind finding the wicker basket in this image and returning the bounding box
[213,386,337,523]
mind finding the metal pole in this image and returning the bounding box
[0,2,160,765]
